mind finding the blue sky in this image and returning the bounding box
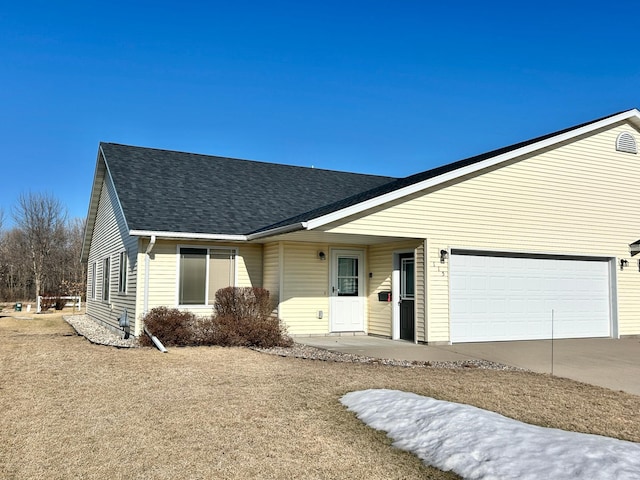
[2,1,639,225]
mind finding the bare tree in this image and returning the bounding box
[0,228,32,300]
[12,192,67,300]
[56,217,86,298]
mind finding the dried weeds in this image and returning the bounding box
[1,316,638,480]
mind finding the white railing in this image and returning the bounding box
[36,295,82,313]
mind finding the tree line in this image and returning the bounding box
[0,192,86,302]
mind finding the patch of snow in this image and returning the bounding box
[341,389,640,480]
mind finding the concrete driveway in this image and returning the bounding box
[295,336,640,396]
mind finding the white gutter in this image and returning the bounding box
[143,235,156,315]
[129,223,308,243]
[246,222,307,240]
[130,230,246,241]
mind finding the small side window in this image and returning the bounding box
[91,262,97,300]
[118,251,127,293]
[103,257,110,302]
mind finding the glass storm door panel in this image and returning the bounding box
[400,254,415,341]
[337,257,359,296]
[330,250,365,332]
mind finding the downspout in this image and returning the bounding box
[143,235,156,316]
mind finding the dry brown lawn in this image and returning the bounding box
[1,316,638,480]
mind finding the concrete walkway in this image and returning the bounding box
[295,336,640,396]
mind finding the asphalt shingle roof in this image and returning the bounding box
[255,109,633,232]
[100,143,396,235]
[101,109,634,236]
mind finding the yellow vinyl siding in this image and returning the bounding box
[86,175,138,333]
[322,122,640,340]
[367,244,393,336]
[262,243,281,316]
[136,240,263,320]
[279,242,330,335]
[367,240,422,337]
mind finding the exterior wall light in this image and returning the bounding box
[440,249,448,263]
[620,259,629,270]
[318,251,326,261]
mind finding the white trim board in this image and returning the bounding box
[303,109,640,231]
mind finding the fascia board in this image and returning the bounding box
[306,109,640,230]
[129,230,247,241]
[80,149,107,263]
[101,148,130,235]
[246,222,306,240]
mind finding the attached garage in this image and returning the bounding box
[449,251,613,343]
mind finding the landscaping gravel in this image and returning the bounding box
[254,344,525,371]
[64,314,523,371]
[64,314,138,348]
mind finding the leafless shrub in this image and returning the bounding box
[212,287,291,348]
[140,307,199,347]
[140,288,291,348]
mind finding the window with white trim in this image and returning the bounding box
[91,262,97,300]
[178,247,236,305]
[102,257,110,302]
[118,251,127,293]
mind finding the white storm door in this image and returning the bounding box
[330,249,365,332]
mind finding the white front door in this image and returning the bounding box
[330,249,365,332]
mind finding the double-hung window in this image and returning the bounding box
[91,262,97,300]
[102,257,110,302]
[118,251,127,293]
[178,247,236,305]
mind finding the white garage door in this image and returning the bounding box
[450,253,611,343]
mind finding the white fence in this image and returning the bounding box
[36,295,82,313]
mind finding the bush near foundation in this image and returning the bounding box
[213,287,272,320]
[140,307,198,347]
[209,312,292,348]
[140,288,292,348]
[210,287,292,348]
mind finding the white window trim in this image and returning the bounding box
[102,256,111,302]
[118,250,128,294]
[175,244,239,307]
[91,262,97,300]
